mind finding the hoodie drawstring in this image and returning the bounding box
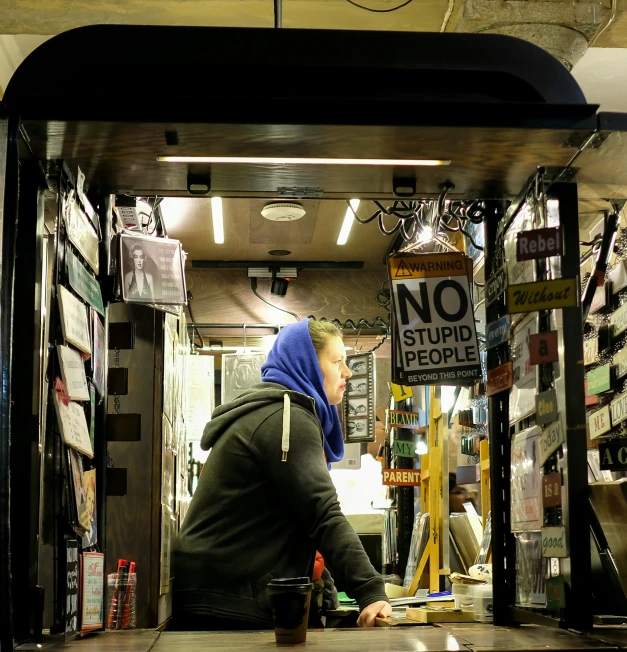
[282,393,290,462]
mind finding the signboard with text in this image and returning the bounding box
[507,278,578,314]
[389,253,481,386]
[516,227,563,261]
[382,468,421,486]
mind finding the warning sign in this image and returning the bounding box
[389,252,482,386]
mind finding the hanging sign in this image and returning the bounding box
[507,278,578,314]
[65,540,80,641]
[529,331,559,366]
[614,348,627,380]
[610,260,627,294]
[611,303,627,340]
[389,252,481,386]
[65,198,99,274]
[80,551,104,633]
[57,345,89,402]
[388,410,423,430]
[538,418,565,466]
[587,364,612,396]
[390,383,413,403]
[382,468,421,486]
[486,361,513,397]
[546,576,566,611]
[610,391,627,427]
[66,248,104,316]
[535,388,558,426]
[584,338,598,367]
[599,438,627,471]
[542,472,562,508]
[589,285,608,316]
[58,285,91,355]
[516,227,563,261]
[541,526,568,558]
[589,406,612,440]
[486,315,511,349]
[393,439,416,458]
[486,266,507,306]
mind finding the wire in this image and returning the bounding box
[367,328,390,353]
[251,278,300,322]
[343,0,415,12]
[186,291,205,349]
[346,200,379,224]
[309,316,389,330]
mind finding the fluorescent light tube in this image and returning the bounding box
[211,197,224,244]
[157,156,450,167]
[337,199,360,246]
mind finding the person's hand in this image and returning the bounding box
[356,600,392,627]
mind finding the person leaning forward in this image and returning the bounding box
[172,319,391,630]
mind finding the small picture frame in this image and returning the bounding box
[341,352,376,443]
[119,233,186,305]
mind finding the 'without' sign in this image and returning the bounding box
[389,252,481,386]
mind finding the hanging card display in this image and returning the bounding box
[509,314,537,424]
[54,390,94,458]
[511,425,542,532]
[58,285,91,355]
[68,448,91,531]
[66,247,104,316]
[82,469,98,549]
[120,233,186,305]
[92,310,106,398]
[57,344,89,401]
[64,196,99,274]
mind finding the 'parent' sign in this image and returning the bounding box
[382,468,421,486]
[389,252,481,386]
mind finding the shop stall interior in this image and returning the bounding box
[5,22,627,652]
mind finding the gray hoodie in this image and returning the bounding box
[172,382,387,626]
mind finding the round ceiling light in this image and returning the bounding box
[261,203,306,222]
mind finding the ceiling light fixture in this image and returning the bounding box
[418,225,434,244]
[157,156,450,167]
[337,199,360,246]
[211,197,224,244]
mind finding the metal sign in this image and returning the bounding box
[542,472,562,508]
[507,278,578,314]
[589,406,612,440]
[546,576,566,611]
[611,303,627,340]
[390,383,413,403]
[615,347,627,379]
[538,418,565,466]
[610,260,627,294]
[529,331,559,366]
[486,361,513,397]
[535,388,557,425]
[486,266,507,306]
[589,285,607,316]
[389,252,481,386]
[382,468,421,486]
[66,247,105,316]
[388,410,423,430]
[65,198,99,274]
[584,338,598,367]
[611,391,627,427]
[587,364,612,396]
[541,526,568,558]
[599,438,627,471]
[486,314,511,349]
[393,439,416,458]
[516,227,563,261]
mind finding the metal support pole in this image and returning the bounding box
[274,0,282,28]
[484,199,516,626]
[396,395,415,578]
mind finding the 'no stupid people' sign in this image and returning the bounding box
[389,252,482,386]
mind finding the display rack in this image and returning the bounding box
[485,180,591,630]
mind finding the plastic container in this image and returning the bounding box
[452,583,473,610]
[267,577,313,645]
[473,583,493,622]
[106,572,137,629]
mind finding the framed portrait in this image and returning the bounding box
[119,233,186,305]
[341,352,376,443]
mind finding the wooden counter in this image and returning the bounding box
[16,624,618,652]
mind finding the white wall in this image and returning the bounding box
[572,48,627,112]
[0,35,50,97]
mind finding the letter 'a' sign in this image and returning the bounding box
[389,253,481,386]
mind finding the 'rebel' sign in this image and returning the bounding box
[389,252,482,386]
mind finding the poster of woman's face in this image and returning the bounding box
[120,234,186,305]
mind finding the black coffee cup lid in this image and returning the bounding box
[268,577,313,590]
